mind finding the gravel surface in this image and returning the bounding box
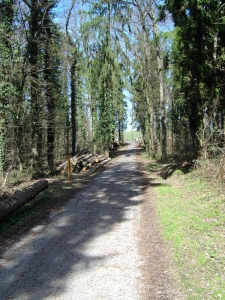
[0,142,185,300]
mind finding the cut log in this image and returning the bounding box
[86,154,96,162]
[56,148,89,171]
[0,180,49,221]
[73,154,95,171]
[77,153,93,164]
[82,161,88,167]
[71,154,88,166]
[81,154,96,167]
[61,169,66,175]
[96,155,108,163]
[74,148,89,158]
[56,161,67,171]
[57,158,75,171]
[57,151,110,174]
[61,166,74,174]
[95,155,105,163]
[71,157,78,166]
[87,155,98,164]
[93,158,111,171]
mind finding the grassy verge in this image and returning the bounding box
[0,178,88,245]
[149,165,225,299]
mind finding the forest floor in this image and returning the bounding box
[0,141,186,300]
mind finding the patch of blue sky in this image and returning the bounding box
[123,89,136,132]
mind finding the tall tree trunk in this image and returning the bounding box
[29,0,42,167]
[70,58,78,156]
[0,0,14,179]
[43,1,56,172]
[118,120,122,144]
[92,97,98,154]
[134,1,158,158]
[66,0,80,156]
[150,11,167,161]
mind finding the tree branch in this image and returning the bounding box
[22,0,31,8]
[66,0,76,46]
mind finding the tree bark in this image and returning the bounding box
[29,0,42,167]
[93,158,111,171]
[0,180,48,221]
[95,155,106,163]
[76,153,93,165]
[150,12,167,161]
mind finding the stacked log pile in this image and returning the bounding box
[56,149,111,174]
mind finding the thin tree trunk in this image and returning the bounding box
[70,58,77,156]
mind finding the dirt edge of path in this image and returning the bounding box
[135,153,186,300]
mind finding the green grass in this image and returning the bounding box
[150,168,225,299]
[145,162,161,172]
[123,130,142,141]
[0,181,75,235]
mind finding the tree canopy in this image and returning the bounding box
[0,0,225,180]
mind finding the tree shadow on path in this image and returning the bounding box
[0,142,166,300]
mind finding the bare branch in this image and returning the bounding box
[66,0,76,46]
[22,0,31,8]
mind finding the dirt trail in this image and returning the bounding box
[0,142,185,300]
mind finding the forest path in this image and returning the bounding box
[0,142,184,300]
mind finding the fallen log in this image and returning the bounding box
[0,180,49,221]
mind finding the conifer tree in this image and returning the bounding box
[165,0,221,153]
[83,0,129,154]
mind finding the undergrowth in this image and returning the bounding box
[150,164,225,299]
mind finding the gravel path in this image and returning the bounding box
[0,142,184,300]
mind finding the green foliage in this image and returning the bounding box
[1,0,224,181]
[83,0,129,152]
[165,0,225,154]
[0,0,16,178]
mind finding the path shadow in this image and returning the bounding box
[0,142,166,300]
